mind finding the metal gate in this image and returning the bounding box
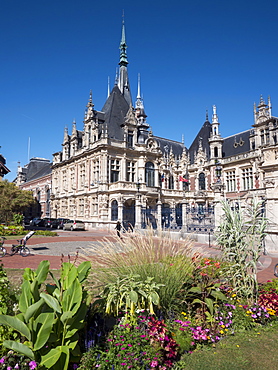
[186,206,215,234]
[141,207,158,229]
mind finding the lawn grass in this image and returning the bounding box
[178,323,278,369]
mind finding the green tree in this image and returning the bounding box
[0,180,34,224]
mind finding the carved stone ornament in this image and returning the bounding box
[263,178,275,188]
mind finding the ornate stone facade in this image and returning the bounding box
[44,22,278,251]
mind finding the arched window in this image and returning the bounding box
[199,172,206,190]
[214,147,218,158]
[145,162,155,187]
[111,200,118,221]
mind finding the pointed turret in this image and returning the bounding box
[117,17,132,105]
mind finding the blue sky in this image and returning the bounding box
[1,0,278,181]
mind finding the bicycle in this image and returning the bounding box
[10,230,35,257]
[0,237,7,257]
[274,263,278,278]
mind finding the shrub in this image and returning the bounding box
[215,198,267,303]
[84,228,197,313]
[79,314,179,369]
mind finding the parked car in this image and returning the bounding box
[57,218,71,229]
[42,218,59,228]
[63,220,85,231]
[29,218,44,227]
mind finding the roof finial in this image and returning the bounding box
[119,13,128,67]
[206,109,209,122]
[268,95,272,117]
[107,76,110,98]
[137,73,141,100]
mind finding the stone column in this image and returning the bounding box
[135,194,142,229]
[157,200,162,229]
[118,198,123,223]
[182,200,187,232]
[210,183,225,229]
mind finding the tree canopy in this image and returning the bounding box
[0,180,35,224]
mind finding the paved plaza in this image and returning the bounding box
[1,229,277,283]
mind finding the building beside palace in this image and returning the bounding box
[15,157,52,219]
[15,21,278,252]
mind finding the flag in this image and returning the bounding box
[179,175,189,183]
[161,174,165,182]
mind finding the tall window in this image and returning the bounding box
[127,130,133,148]
[145,162,155,187]
[79,163,86,187]
[126,161,135,182]
[79,198,84,216]
[111,159,120,183]
[260,130,265,145]
[199,172,206,190]
[93,159,99,183]
[242,167,253,190]
[111,200,118,221]
[226,170,236,192]
[62,171,67,190]
[169,175,174,189]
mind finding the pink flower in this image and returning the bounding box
[29,361,37,370]
[150,360,158,367]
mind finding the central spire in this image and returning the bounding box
[119,16,128,67]
[117,14,132,106]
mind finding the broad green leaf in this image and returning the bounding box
[211,290,228,301]
[33,312,55,351]
[25,298,44,322]
[19,280,33,313]
[192,298,203,306]
[205,298,214,315]
[61,263,77,290]
[189,286,202,294]
[60,311,73,324]
[49,271,61,289]
[64,328,78,339]
[3,340,34,360]
[77,261,91,283]
[35,260,50,285]
[0,315,31,340]
[62,279,82,314]
[150,291,160,305]
[40,292,61,313]
[129,290,138,303]
[40,348,62,368]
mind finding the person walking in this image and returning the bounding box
[115,221,122,238]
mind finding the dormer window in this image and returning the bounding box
[128,130,133,148]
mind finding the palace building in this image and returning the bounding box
[18,20,278,252]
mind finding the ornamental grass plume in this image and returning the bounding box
[81,227,200,313]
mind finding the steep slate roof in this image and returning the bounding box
[27,162,52,182]
[23,158,51,182]
[222,130,251,158]
[154,136,186,157]
[102,85,130,140]
[188,119,212,164]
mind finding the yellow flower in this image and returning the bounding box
[236,345,240,348]
[220,330,224,334]
[231,293,236,297]
[221,325,225,328]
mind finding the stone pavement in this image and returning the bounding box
[1,229,277,284]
